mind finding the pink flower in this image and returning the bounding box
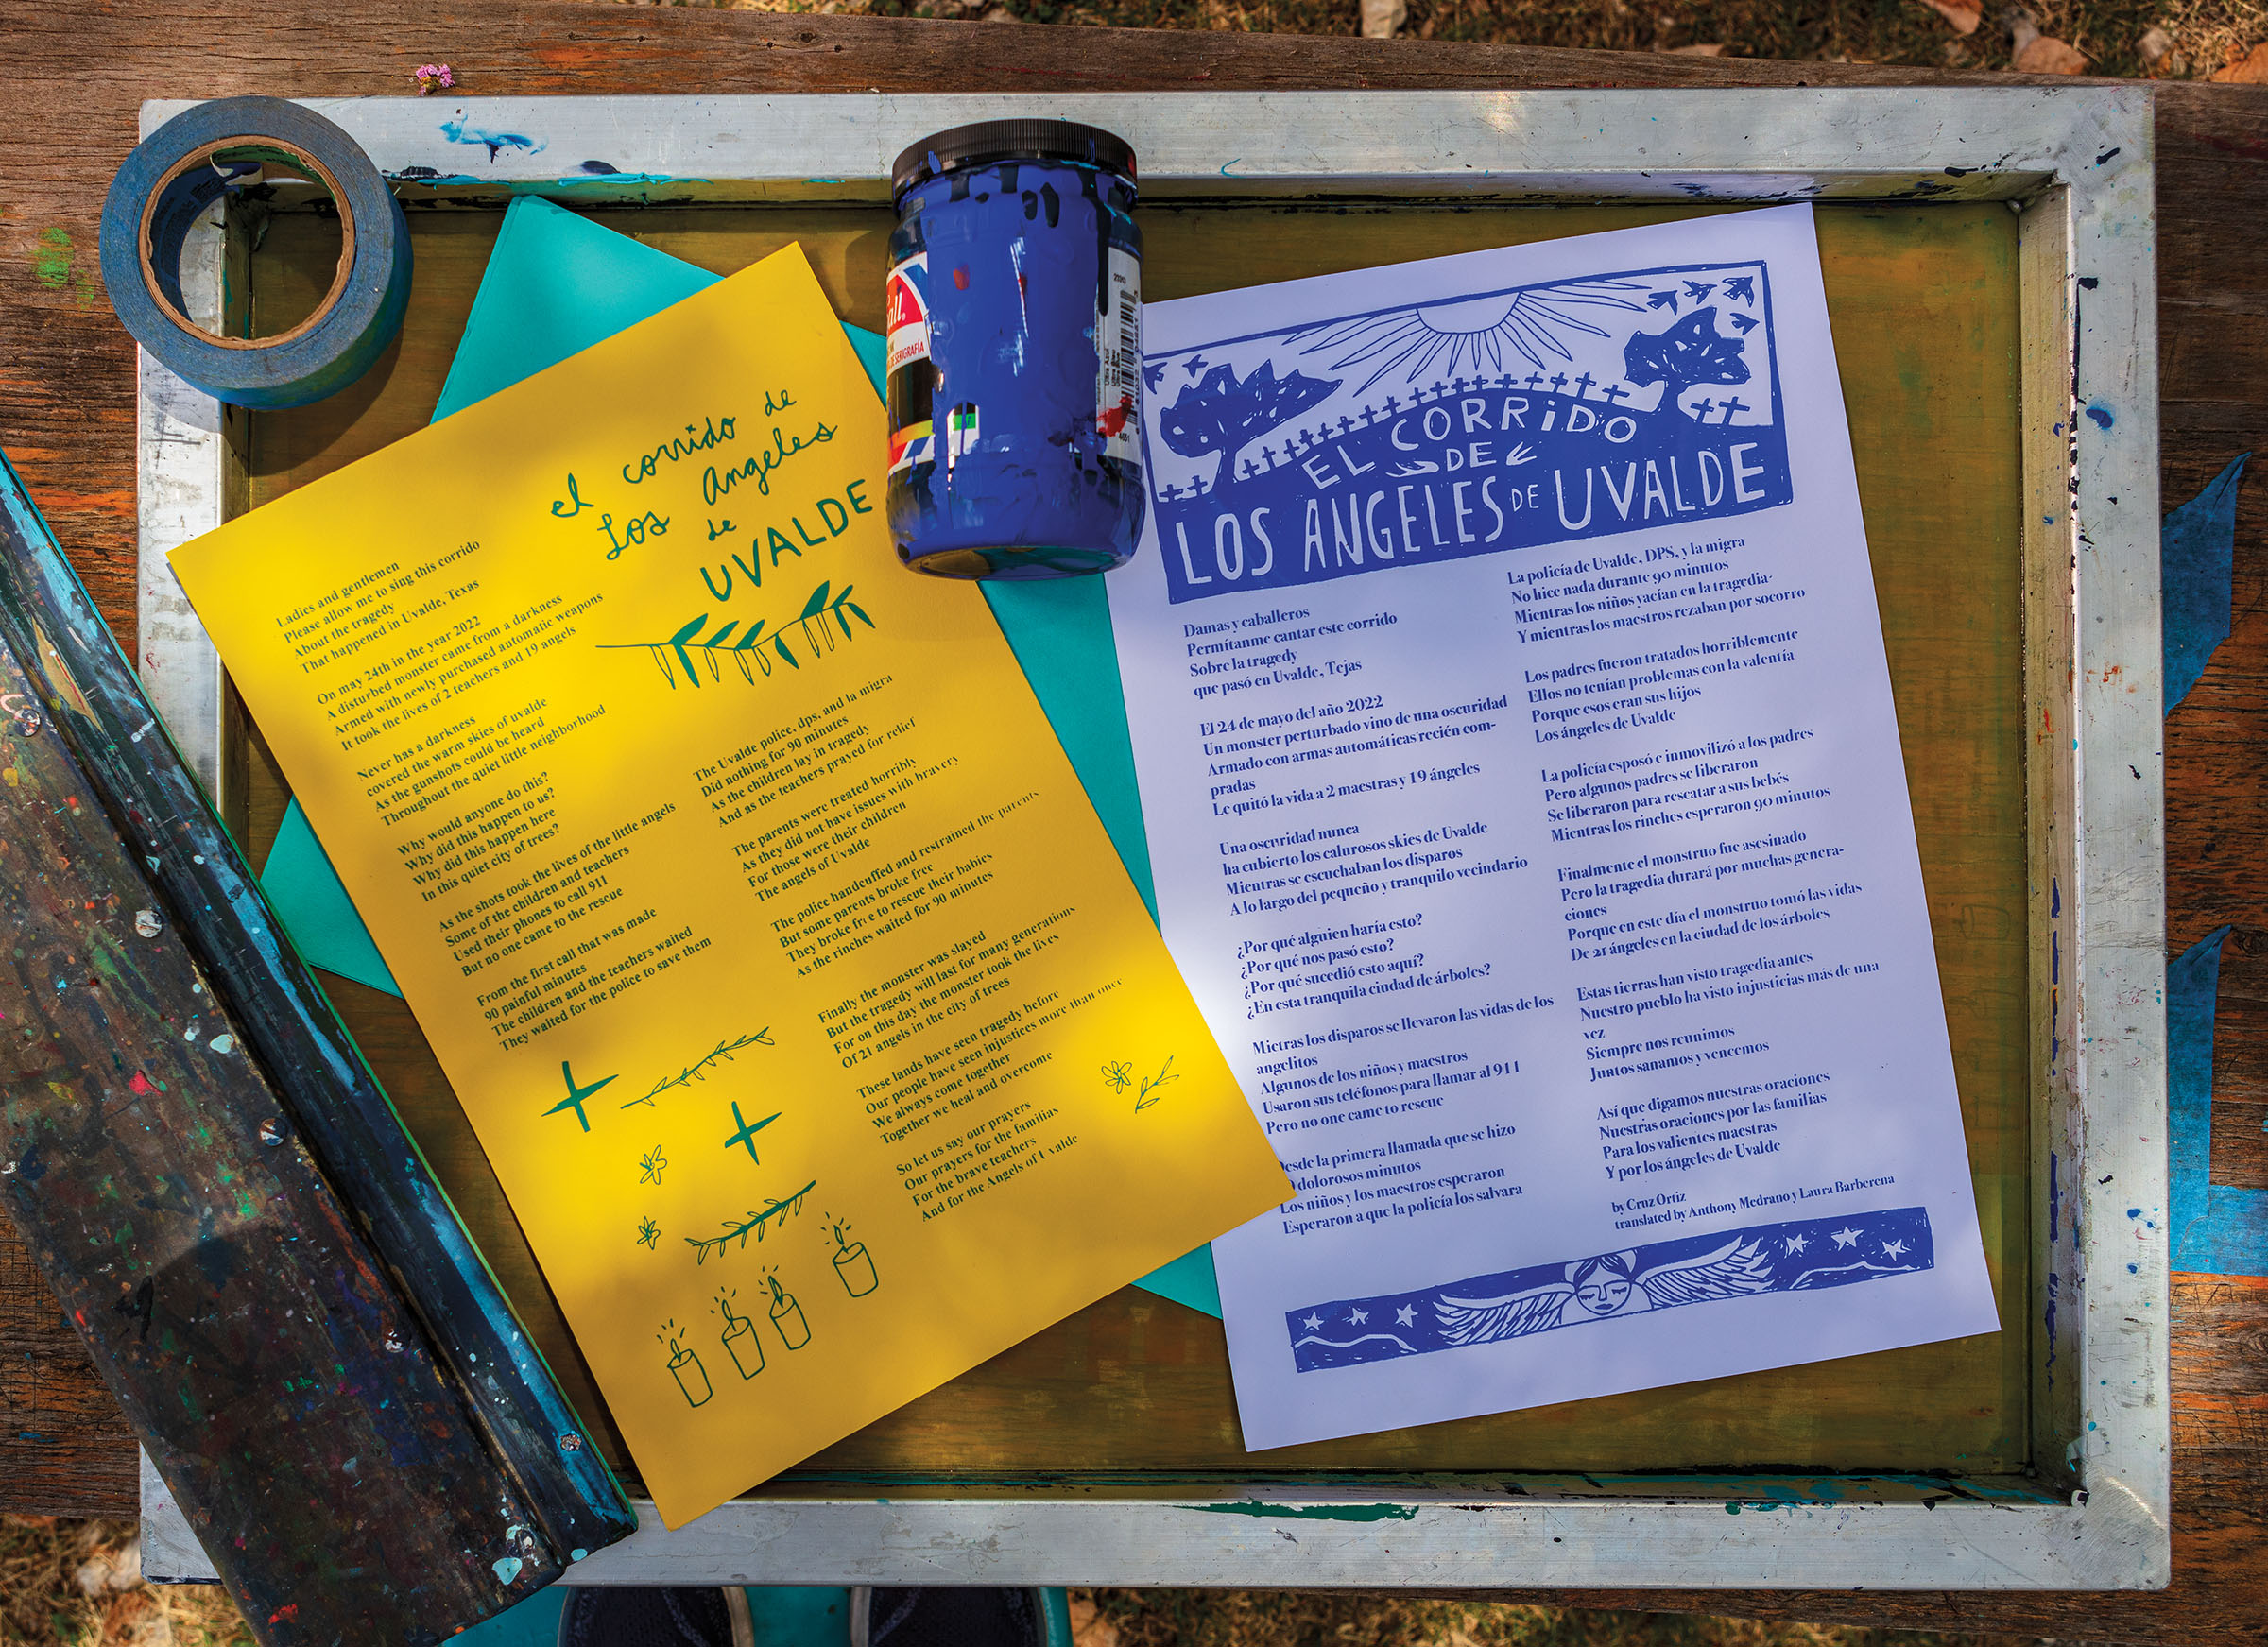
[414,62,455,94]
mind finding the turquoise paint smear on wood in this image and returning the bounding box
[2169,925,2268,1275]
[2163,453,2248,714]
[257,197,1211,1313]
[2158,452,2259,1273]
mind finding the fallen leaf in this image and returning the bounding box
[1068,1595,1122,1647]
[75,1535,143,1597]
[2210,42,2268,79]
[2014,32,2089,69]
[1923,0,1984,34]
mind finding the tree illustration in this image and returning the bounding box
[1159,360,1339,476]
[1622,307,1750,406]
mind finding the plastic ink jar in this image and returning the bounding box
[885,120,1143,579]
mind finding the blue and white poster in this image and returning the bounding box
[1107,206,2001,1450]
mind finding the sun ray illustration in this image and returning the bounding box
[1294,281,1649,395]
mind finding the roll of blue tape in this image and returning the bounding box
[100,97,412,410]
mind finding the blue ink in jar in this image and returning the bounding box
[886,120,1143,579]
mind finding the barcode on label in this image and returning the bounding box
[1095,247,1143,461]
[1112,290,1140,397]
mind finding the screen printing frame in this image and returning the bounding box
[133,88,2165,1590]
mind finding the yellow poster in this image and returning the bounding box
[170,247,1290,1528]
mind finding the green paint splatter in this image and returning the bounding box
[1191,1501,1418,1523]
[29,227,99,311]
[30,228,71,288]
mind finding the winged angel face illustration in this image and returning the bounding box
[1435,1237,1777,1347]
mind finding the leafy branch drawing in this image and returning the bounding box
[620,1030,775,1110]
[598,582,873,690]
[1622,307,1750,403]
[686,1179,817,1265]
[1158,361,1340,475]
[1135,1055,1179,1111]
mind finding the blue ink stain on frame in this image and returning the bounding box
[2163,453,2249,715]
[439,120,549,162]
[2085,403,2115,429]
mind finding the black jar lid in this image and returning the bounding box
[891,120,1137,202]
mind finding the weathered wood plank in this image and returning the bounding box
[0,1211,139,1518]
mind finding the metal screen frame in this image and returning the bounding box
[136,87,2165,1590]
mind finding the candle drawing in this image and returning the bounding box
[766,1273,811,1349]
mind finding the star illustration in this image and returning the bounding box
[1395,1305,1418,1327]
[1783,1234,1808,1255]
[1881,1238,1910,1261]
[1348,1307,1369,1325]
[639,1146,668,1186]
[636,1216,660,1250]
[545,1061,618,1131]
[723,1100,780,1166]
[1302,1312,1324,1331]
[1831,1227,1862,1249]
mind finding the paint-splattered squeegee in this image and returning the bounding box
[0,449,637,1644]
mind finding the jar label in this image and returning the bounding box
[885,250,931,376]
[885,250,933,475]
[1094,244,1142,464]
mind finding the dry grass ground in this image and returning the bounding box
[0,1518,246,1647]
[1079,1592,2061,1647]
[625,0,2268,89]
[0,1516,2075,1647]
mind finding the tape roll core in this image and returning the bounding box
[101,97,411,409]
[136,138,361,353]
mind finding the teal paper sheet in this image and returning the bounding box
[257,197,1211,1312]
[262,806,397,994]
